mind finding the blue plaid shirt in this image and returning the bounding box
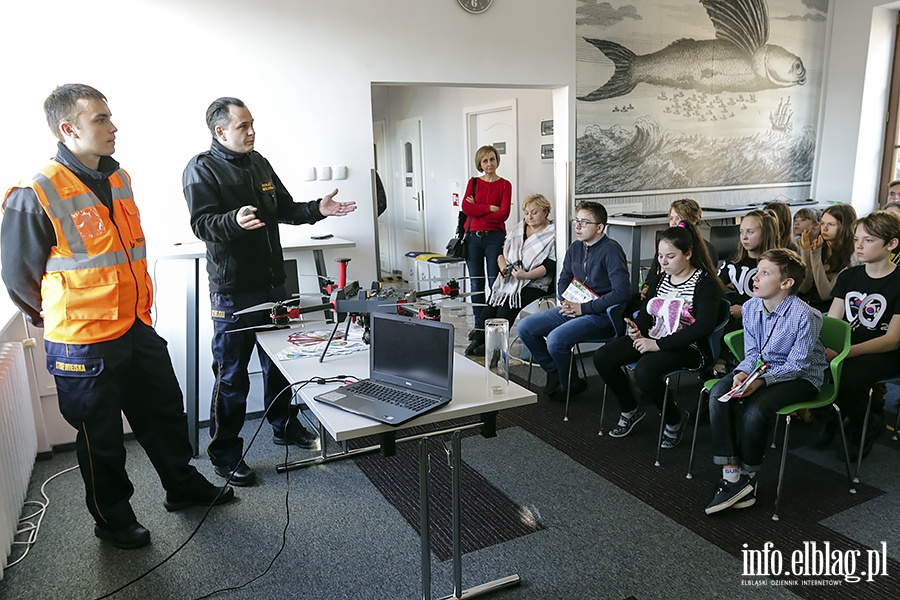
[735,295,826,389]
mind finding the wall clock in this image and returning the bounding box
[458,0,492,15]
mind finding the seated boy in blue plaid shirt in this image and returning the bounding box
[705,249,827,514]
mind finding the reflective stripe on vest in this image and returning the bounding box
[28,163,152,344]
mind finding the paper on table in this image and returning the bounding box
[276,324,368,360]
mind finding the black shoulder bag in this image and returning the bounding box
[446,177,476,259]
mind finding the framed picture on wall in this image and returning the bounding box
[541,119,554,136]
[541,144,554,160]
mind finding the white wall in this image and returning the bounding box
[0,0,574,426]
[815,0,900,213]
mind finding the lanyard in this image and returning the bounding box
[756,310,780,367]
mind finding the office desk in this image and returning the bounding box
[160,236,355,456]
[607,203,828,289]
[255,324,537,600]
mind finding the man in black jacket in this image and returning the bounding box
[183,97,356,486]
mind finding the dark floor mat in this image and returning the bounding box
[353,430,545,562]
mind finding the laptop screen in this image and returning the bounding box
[369,312,454,398]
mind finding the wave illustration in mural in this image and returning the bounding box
[578,0,807,101]
[575,116,815,195]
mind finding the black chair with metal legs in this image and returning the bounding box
[687,319,744,479]
[604,299,729,465]
[521,302,625,422]
[562,303,626,422]
[848,375,900,484]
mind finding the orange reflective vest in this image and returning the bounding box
[16,161,153,344]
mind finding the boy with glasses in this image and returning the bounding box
[518,201,630,400]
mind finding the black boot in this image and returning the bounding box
[807,408,838,448]
[465,331,485,356]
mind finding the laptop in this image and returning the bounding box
[313,312,454,425]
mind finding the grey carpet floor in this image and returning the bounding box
[1,419,801,600]
[3,349,899,599]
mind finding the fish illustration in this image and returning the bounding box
[578,0,806,101]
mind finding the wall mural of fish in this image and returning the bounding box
[579,0,807,101]
[574,0,828,197]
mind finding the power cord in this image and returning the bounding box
[94,375,355,599]
[193,375,356,599]
[5,465,79,568]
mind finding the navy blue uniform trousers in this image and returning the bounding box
[208,286,299,468]
[46,321,207,529]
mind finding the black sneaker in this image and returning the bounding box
[543,370,560,396]
[705,475,754,515]
[660,408,690,449]
[733,478,757,509]
[551,377,588,403]
[608,406,646,438]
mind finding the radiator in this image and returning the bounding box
[0,342,37,579]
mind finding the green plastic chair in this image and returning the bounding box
[771,317,854,520]
[686,317,855,520]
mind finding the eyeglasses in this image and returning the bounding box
[571,218,600,228]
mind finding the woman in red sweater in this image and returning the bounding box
[461,145,512,326]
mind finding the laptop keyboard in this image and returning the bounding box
[349,380,443,413]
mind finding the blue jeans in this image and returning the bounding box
[465,230,504,324]
[709,374,816,471]
[518,307,613,388]
[208,286,301,468]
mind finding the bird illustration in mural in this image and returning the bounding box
[578,0,806,101]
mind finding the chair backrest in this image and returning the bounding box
[820,316,851,392]
[606,302,626,339]
[707,298,732,360]
[709,224,740,262]
[719,316,851,394]
[724,329,744,360]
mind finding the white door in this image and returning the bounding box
[467,101,519,229]
[396,117,427,267]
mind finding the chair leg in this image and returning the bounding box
[686,387,707,479]
[577,346,587,381]
[833,405,855,494]
[598,382,608,436]
[527,356,534,391]
[564,345,578,422]
[655,376,671,467]
[770,415,780,449]
[772,414,793,521]
[854,392,875,485]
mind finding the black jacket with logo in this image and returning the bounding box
[183,140,324,293]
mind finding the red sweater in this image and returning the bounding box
[460,176,512,233]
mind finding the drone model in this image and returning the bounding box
[234,258,479,361]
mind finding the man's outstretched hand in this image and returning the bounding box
[319,188,357,217]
